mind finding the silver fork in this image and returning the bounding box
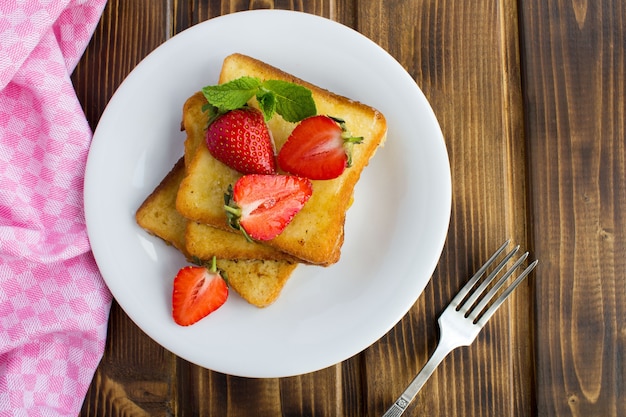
[382,240,538,417]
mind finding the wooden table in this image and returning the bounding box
[73,1,624,416]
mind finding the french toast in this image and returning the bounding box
[180,91,301,263]
[176,53,387,266]
[135,157,297,307]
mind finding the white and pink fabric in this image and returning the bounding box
[0,1,111,415]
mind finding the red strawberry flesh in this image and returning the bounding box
[228,174,313,241]
[206,107,276,175]
[172,265,228,326]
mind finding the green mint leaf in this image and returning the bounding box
[201,76,316,123]
[201,102,220,124]
[261,80,317,123]
[256,91,277,121]
[202,76,261,112]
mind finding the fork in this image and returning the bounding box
[382,240,538,417]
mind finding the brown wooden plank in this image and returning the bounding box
[174,366,284,416]
[72,0,171,131]
[519,0,626,415]
[357,0,534,415]
[174,0,337,28]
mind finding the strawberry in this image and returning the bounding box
[224,174,313,241]
[172,259,228,326]
[206,107,276,175]
[277,115,363,180]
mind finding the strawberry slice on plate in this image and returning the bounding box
[206,107,276,175]
[277,115,363,180]
[225,174,313,241]
[172,260,228,326]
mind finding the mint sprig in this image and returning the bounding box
[201,76,316,123]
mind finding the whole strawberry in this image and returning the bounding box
[277,115,363,180]
[206,107,276,175]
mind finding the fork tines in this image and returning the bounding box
[454,240,538,326]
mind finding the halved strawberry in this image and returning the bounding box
[224,174,313,241]
[206,107,276,175]
[277,115,363,180]
[172,259,228,326]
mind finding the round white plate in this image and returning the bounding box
[85,10,450,378]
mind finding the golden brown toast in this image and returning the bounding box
[135,158,297,307]
[176,53,387,266]
[185,221,300,262]
[180,91,302,263]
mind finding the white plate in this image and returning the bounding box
[85,10,450,378]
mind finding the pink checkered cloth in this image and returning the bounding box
[0,1,112,415]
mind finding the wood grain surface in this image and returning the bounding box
[71,0,624,415]
[520,1,625,416]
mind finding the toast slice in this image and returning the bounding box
[176,53,387,265]
[135,158,297,307]
[180,91,301,263]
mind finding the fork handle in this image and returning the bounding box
[381,338,457,417]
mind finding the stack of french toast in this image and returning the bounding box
[136,53,387,308]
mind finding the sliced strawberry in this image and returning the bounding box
[172,260,228,326]
[206,107,276,175]
[224,174,313,241]
[277,115,363,180]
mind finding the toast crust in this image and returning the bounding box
[136,158,189,254]
[176,53,387,266]
[185,221,300,263]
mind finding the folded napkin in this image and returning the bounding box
[0,1,111,415]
